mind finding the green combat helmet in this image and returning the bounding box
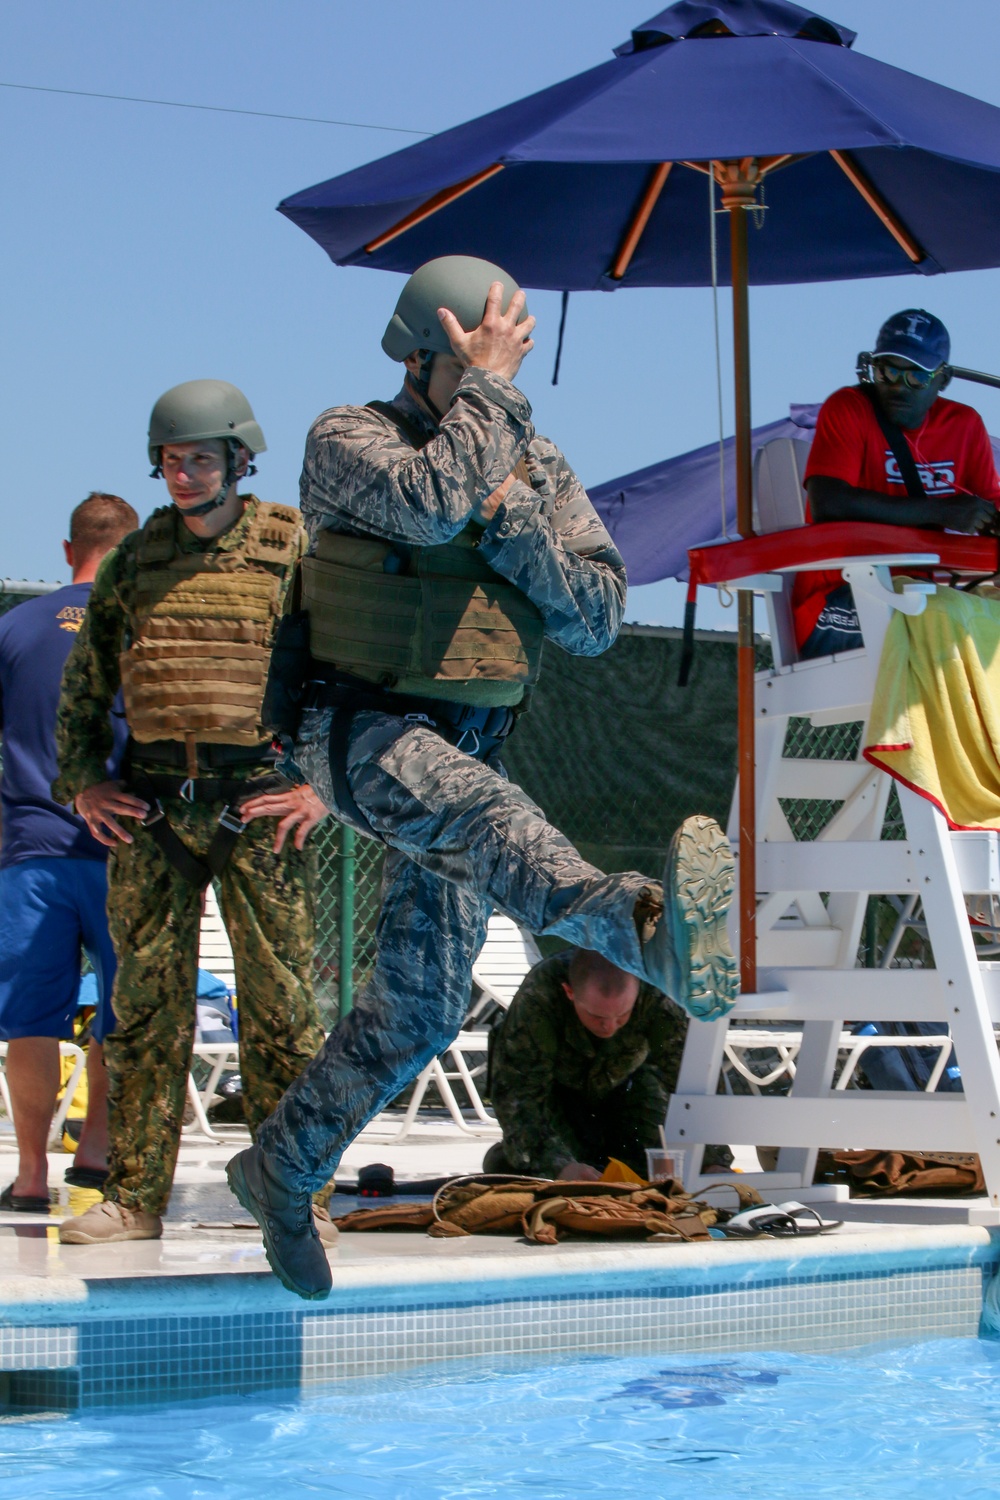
[381,255,529,362]
[148,379,267,516]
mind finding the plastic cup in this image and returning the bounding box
[645,1148,686,1184]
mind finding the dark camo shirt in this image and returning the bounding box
[488,951,688,1178]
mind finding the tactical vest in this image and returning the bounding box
[118,499,301,746]
[301,408,545,696]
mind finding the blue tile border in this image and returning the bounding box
[2,1232,999,1411]
[5,1263,991,1410]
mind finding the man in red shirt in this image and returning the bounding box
[795,310,1000,658]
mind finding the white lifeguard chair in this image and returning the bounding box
[665,439,1000,1220]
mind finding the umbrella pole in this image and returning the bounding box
[721,163,758,995]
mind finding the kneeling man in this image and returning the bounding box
[483,949,686,1182]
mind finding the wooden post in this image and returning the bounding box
[719,159,760,995]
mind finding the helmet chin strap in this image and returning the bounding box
[406,353,445,424]
[181,489,231,518]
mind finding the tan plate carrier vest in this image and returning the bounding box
[301,459,545,693]
[119,500,300,746]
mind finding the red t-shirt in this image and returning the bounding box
[792,386,1000,646]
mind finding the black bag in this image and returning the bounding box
[261,608,312,742]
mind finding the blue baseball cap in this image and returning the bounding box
[874,309,950,371]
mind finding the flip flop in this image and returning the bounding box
[776,1200,843,1234]
[720,1201,843,1238]
[64,1165,109,1190]
[0,1183,51,1213]
[717,1204,800,1238]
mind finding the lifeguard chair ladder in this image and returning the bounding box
[664,439,1000,1220]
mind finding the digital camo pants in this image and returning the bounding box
[258,708,652,1193]
[105,798,325,1213]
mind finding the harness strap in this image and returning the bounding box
[129,771,290,887]
[129,738,276,772]
[327,709,372,836]
[860,384,927,500]
[314,674,518,842]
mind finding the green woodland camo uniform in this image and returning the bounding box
[256,368,706,1195]
[54,497,325,1214]
[484,952,687,1179]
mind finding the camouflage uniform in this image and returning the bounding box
[55,498,325,1214]
[483,951,687,1179]
[258,370,682,1195]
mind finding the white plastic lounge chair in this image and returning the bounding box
[184,886,240,1143]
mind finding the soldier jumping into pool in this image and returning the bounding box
[227,255,739,1298]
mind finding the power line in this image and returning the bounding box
[0,79,430,135]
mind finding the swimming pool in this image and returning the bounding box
[3,1338,1000,1499]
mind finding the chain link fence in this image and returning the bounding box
[311,823,384,1029]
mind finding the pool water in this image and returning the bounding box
[4,1338,1000,1499]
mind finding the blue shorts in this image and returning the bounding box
[0,857,117,1043]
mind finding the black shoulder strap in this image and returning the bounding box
[859,384,926,499]
[366,399,433,452]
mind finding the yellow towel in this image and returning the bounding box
[864,583,1000,829]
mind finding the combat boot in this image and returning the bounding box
[227,1145,332,1301]
[639,815,738,1020]
[59,1200,162,1244]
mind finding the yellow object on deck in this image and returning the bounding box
[58,1051,88,1120]
[865,582,1000,830]
[600,1158,646,1185]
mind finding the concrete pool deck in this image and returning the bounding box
[2,1114,999,1289]
[2,1115,999,1408]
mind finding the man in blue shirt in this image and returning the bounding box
[0,493,137,1210]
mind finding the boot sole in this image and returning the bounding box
[667,815,738,1018]
[227,1153,332,1302]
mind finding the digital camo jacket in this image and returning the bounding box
[299,368,628,659]
[488,951,688,1178]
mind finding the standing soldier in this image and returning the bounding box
[228,257,739,1299]
[55,381,328,1244]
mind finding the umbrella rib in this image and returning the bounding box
[829,149,925,264]
[364,163,504,253]
[608,162,673,280]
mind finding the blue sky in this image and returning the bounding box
[4,0,1000,630]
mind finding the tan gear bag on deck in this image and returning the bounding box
[333,1175,763,1244]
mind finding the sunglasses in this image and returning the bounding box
[872,358,944,391]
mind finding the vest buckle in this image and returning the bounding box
[218,804,248,835]
[178,777,196,803]
[142,799,166,827]
[454,725,481,756]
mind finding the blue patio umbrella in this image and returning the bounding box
[278,0,1000,991]
[280,1,1000,290]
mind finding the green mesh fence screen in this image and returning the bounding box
[503,625,738,879]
